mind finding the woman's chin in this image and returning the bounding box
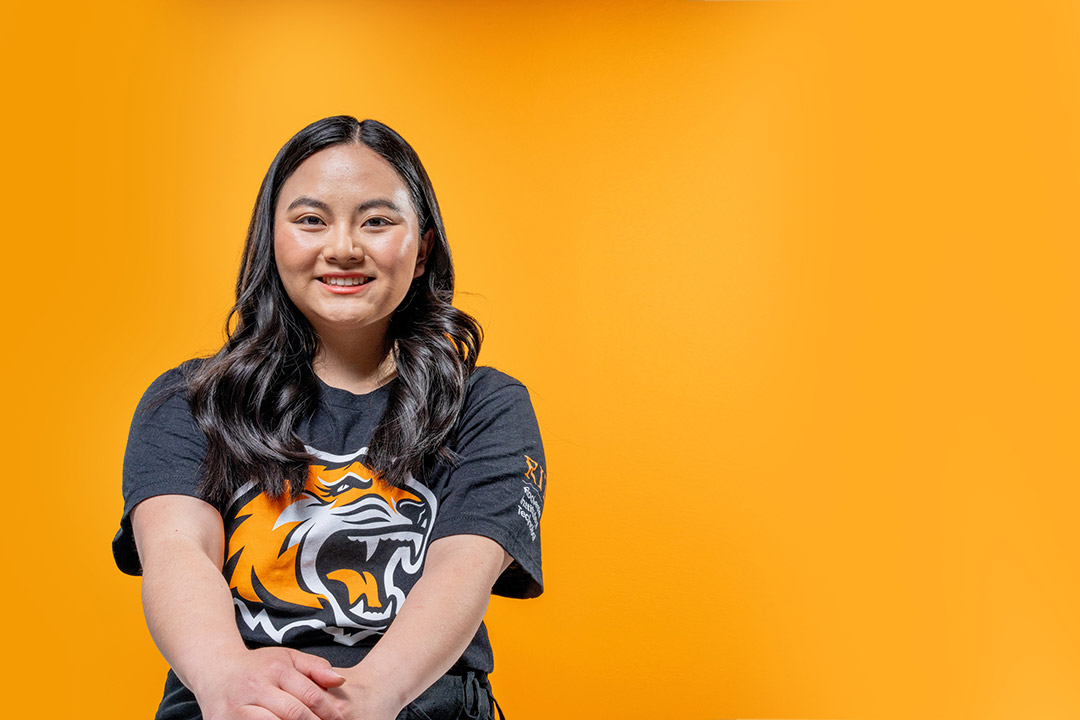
[307,313,393,343]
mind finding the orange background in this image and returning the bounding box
[3,1,1078,718]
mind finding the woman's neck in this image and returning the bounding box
[313,332,397,395]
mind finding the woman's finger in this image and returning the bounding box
[259,687,341,720]
[287,649,347,689]
[277,669,346,720]
[230,705,283,720]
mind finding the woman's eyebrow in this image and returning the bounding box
[355,198,403,215]
[285,196,331,213]
[284,197,403,215]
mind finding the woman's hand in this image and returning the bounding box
[192,646,347,720]
[323,668,402,720]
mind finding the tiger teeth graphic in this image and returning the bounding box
[348,531,424,564]
[353,595,394,620]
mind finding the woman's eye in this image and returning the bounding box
[363,217,391,228]
[297,215,324,226]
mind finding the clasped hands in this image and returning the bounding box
[192,646,402,720]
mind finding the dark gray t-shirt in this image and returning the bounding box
[114,363,545,679]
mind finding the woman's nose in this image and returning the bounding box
[322,225,363,263]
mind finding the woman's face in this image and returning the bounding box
[274,143,430,347]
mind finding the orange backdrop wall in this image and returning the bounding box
[3,1,1078,718]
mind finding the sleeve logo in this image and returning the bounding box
[524,454,545,492]
[518,455,545,543]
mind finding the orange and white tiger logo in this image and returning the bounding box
[223,447,437,646]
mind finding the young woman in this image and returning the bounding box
[113,116,546,720]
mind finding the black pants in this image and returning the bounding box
[398,670,500,720]
[156,668,500,720]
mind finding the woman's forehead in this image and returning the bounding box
[278,144,413,212]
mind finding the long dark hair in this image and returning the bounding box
[189,116,482,503]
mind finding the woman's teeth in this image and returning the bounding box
[322,277,369,286]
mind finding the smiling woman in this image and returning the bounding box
[112,117,546,720]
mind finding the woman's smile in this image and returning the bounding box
[319,274,373,291]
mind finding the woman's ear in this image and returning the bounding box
[414,229,433,279]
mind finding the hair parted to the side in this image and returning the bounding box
[188,116,482,503]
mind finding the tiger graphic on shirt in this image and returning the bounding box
[222,446,437,646]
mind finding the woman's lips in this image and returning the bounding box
[319,275,372,294]
[320,276,371,287]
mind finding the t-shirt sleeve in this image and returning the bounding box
[430,369,547,599]
[112,366,210,576]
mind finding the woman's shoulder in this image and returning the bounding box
[134,357,207,412]
[457,366,538,428]
[465,365,531,398]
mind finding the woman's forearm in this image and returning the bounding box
[140,533,248,693]
[333,534,511,718]
[133,495,345,720]
[134,494,245,692]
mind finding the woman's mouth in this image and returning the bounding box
[320,276,372,287]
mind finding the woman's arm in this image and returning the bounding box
[132,494,348,720]
[329,534,512,720]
